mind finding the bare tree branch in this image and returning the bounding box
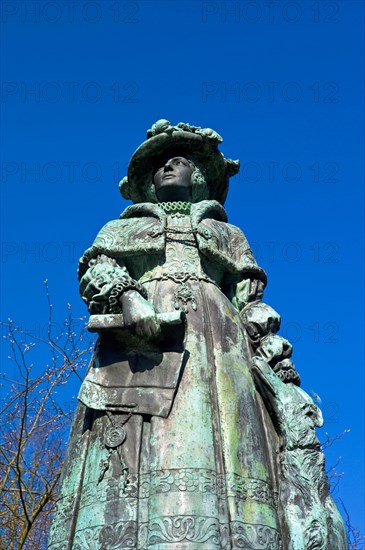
[0,291,94,549]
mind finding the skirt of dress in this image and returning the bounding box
[48,279,282,550]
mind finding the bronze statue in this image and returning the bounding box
[49,120,347,549]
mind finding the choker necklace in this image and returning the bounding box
[159,202,192,214]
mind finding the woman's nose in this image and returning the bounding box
[164,160,173,171]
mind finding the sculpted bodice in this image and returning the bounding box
[164,213,201,274]
[139,209,225,289]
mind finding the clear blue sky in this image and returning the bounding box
[1,0,364,534]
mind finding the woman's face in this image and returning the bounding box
[153,157,194,202]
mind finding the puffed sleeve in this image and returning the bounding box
[78,254,129,314]
[78,252,148,314]
[221,231,266,312]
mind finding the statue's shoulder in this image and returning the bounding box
[199,217,251,257]
[193,202,260,274]
[191,200,246,239]
[96,216,155,241]
[87,204,164,257]
[202,218,247,240]
[90,218,141,249]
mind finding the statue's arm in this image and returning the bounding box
[223,228,301,385]
[78,249,160,338]
[223,229,266,311]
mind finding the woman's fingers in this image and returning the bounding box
[134,315,161,338]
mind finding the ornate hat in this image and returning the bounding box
[119,119,240,204]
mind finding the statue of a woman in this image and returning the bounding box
[49,120,347,549]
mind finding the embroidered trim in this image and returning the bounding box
[109,278,148,313]
[50,518,282,550]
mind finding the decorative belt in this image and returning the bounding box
[141,271,217,286]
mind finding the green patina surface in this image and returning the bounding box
[49,120,347,550]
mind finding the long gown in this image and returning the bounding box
[48,202,283,549]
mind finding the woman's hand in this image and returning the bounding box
[120,290,160,338]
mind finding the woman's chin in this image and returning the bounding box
[156,185,192,203]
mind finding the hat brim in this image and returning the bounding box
[124,130,229,204]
